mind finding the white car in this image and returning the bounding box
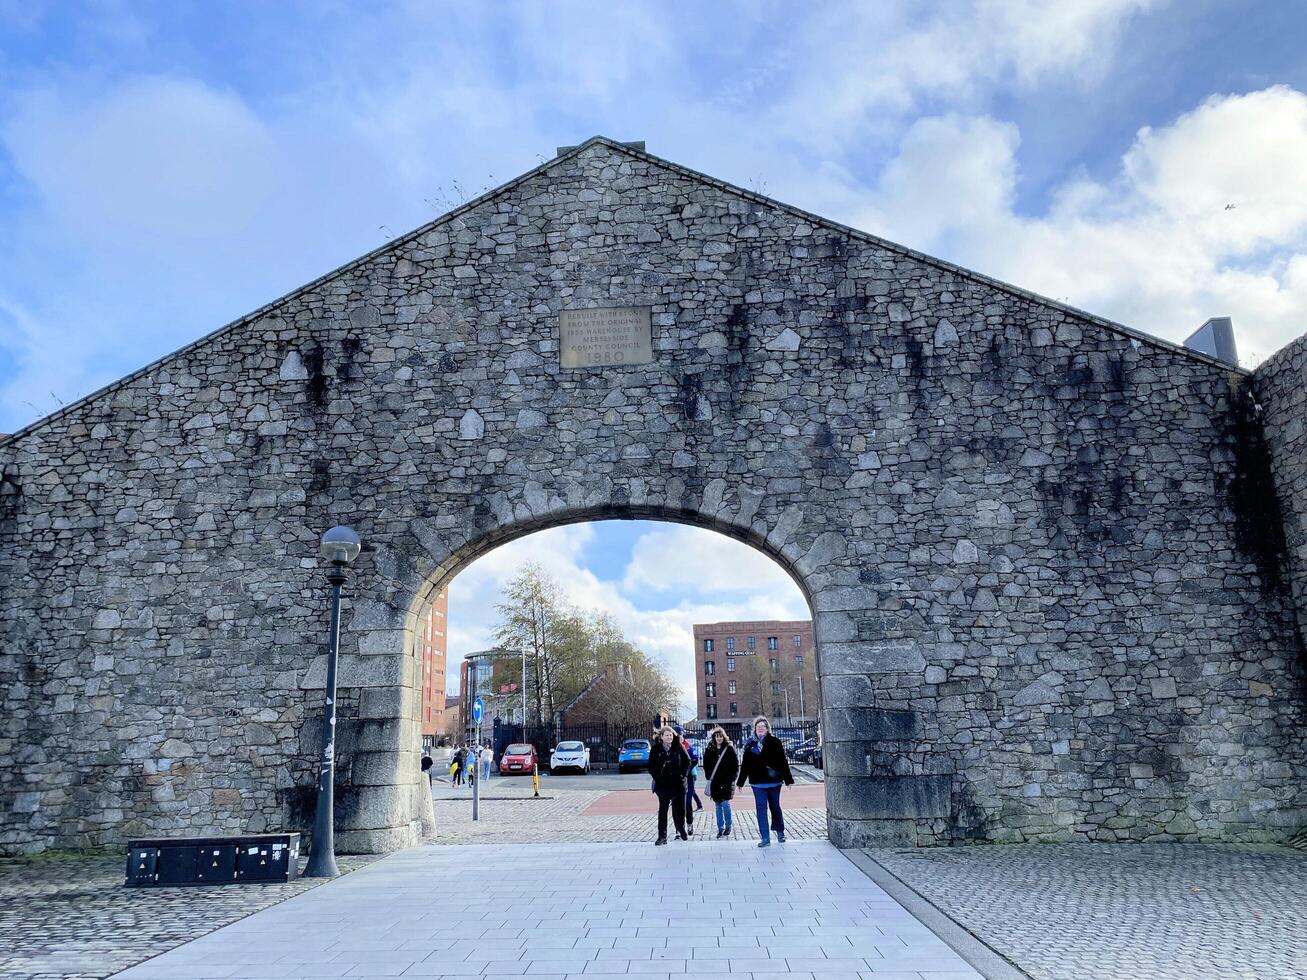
[549,740,591,774]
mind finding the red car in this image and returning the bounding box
[499,743,537,775]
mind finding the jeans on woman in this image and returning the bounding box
[752,785,784,841]
[715,800,733,834]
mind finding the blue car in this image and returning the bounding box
[617,738,651,773]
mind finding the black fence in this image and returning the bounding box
[488,718,820,770]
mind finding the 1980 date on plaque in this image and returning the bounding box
[559,307,653,368]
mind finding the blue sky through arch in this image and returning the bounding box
[444,519,810,710]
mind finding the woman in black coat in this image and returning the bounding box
[736,716,794,847]
[701,725,739,838]
[647,725,691,844]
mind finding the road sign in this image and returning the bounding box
[472,697,484,724]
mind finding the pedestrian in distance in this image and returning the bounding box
[702,725,739,838]
[480,743,493,781]
[684,733,704,813]
[676,726,702,836]
[737,716,794,847]
[421,750,434,787]
[648,724,691,845]
[451,745,466,786]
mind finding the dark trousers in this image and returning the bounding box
[752,785,785,840]
[657,790,686,839]
[686,774,702,810]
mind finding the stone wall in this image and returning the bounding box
[1254,337,1307,658]
[2,137,1305,854]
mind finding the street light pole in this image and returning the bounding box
[799,676,805,725]
[305,526,361,878]
[784,688,791,726]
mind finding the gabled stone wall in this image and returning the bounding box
[1,138,1304,855]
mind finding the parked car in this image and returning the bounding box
[550,740,591,774]
[499,743,537,775]
[790,738,819,763]
[617,738,651,773]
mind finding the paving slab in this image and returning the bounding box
[107,841,983,980]
[0,853,379,980]
[864,842,1307,980]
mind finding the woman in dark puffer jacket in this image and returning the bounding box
[647,724,691,844]
[702,725,739,838]
[736,716,794,847]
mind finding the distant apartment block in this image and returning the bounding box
[418,587,449,745]
[693,619,817,724]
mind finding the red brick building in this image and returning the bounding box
[693,619,817,725]
[417,587,449,744]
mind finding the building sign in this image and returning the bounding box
[559,306,653,368]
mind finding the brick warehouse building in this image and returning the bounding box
[416,587,448,749]
[693,620,818,726]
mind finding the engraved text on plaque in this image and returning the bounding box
[559,306,653,368]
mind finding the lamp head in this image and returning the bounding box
[319,526,361,566]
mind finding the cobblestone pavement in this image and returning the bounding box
[0,853,377,980]
[866,843,1307,980]
[432,788,829,844]
[109,840,983,979]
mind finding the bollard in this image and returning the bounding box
[533,768,540,798]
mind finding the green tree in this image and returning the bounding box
[491,565,679,725]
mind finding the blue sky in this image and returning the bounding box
[3,1,1307,702]
[447,521,809,710]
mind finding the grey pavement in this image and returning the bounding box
[866,842,1307,980]
[0,853,378,980]
[108,841,984,980]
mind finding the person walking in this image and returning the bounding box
[702,725,739,838]
[480,743,493,782]
[737,716,794,847]
[451,745,466,787]
[685,734,704,812]
[421,750,434,787]
[679,728,703,836]
[648,724,691,845]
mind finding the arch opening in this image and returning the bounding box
[344,507,832,851]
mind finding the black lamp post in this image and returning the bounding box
[304,525,361,878]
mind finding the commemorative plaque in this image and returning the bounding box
[559,306,653,369]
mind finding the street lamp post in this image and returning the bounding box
[305,525,361,878]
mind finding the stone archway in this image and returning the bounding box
[3,136,1304,856]
[363,505,834,852]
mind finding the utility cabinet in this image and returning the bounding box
[125,834,301,887]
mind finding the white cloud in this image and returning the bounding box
[622,524,806,601]
[443,522,808,709]
[765,0,1159,148]
[852,86,1307,364]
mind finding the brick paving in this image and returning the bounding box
[865,842,1307,980]
[108,840,983,979]
[0,853,378,980]
[432,787,829,845]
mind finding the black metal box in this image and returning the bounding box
[236,839,295,881]
[126,846,157,885]
[125,834,301,887]
[157,844,198,884]
[194,843,237,883]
